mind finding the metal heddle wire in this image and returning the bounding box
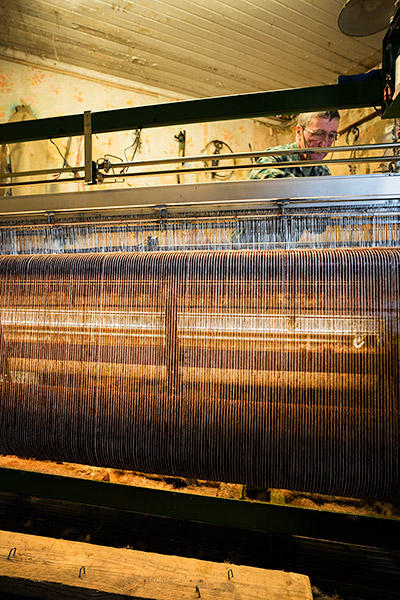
[0,248,398,501]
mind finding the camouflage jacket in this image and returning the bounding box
[248,142,331,179]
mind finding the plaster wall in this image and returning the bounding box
[0,57,268,195]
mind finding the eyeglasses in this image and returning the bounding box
[302,127,338,143]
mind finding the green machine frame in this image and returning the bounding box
[0,79,383,146]
[0,466,398,551]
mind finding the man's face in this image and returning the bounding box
[296,116,339,161]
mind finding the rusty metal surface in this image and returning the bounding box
[0,248,398,501]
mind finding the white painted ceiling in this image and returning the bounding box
[0,0,390,99]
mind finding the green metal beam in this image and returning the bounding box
[0,80,382,145]
[0,467,397,550]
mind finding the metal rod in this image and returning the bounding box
[98,155,400,180]
[104,142,400,170]
[1,142,399,183]
[0,155,400,189]
[0,166,84,179]
[1,156,398,190]
[0,177,85,190]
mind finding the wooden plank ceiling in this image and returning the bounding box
[0,0,388,99]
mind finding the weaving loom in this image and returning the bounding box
[1,124,400,503]
[0,187,399,503]
[1,14,400,594]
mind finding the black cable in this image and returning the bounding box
[201,139,236,180]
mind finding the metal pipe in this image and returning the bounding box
[99,155,399,179]
[104,142,400,170]
[1,156,399,190]
[1,142,399,183]
[0,177,85,190]
[0,166,84,179]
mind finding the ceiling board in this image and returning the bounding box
[0,0,388,99]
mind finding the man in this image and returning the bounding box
[249,111,340,179]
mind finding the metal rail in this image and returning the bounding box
[0,142,399,188]
[0,174,398,218]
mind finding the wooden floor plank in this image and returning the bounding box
[0,530,312,599]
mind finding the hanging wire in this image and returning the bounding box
[121,128,142,175]
[100,153,126,184]
[50,138,76,180]
[201,140,237,180]
[346,127,360,175]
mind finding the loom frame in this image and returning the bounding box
[0,11,400,598]
[0,174,398,220]
[0,466,397,551]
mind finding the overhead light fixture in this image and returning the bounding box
[338,0,396,36]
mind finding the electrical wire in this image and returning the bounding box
[121,128,142,175]
[102,153,126,184]
[201,140,236,180]
[49,138,80,180]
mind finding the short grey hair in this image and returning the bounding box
[297,111,340,128]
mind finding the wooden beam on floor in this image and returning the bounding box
[0,529,312,599]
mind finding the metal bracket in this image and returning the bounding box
[84,110,94,185]
[155,205,167,219]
